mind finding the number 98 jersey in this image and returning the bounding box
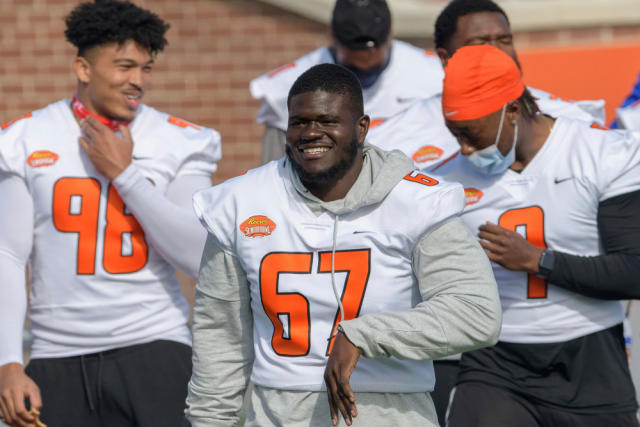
[194,158,465,392]
[0,100,221,358]
[430,117,640,344]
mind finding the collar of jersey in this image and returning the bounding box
[72,95,130,131]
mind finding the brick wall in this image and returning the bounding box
[2,1,640,181]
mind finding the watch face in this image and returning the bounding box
[539,250,554,275]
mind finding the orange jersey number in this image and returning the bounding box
[498,206,548,299]
[318,249,370,355]
[52,178,148,275]
[404,171,439,186]
[259,250,371,357]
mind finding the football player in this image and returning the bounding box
[435,44,640,427]
[251,0,444,164]
[186,63,501,426]
[0,1,221,426]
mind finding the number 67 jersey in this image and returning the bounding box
[0,100,221,358]
[430,116,640,344]
[193,158,465,392]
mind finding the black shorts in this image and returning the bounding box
[447,382,639,427]
[447,324,638,426]
[25,340,192,427]
[432,359,460,426]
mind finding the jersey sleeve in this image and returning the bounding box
[596,130,640,201]
[175,127,222,178]
[0,114,32,178]
[192,181,238,254]
[530,87,606,126]
[396,172,466,246]
[616,103,640,131]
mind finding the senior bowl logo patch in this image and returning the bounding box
[464,188,483,206]
[240,215,276,238]
[412,145,443,164]
[27,150,59,168]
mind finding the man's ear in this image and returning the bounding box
[73,56,91,85]
[357,114,370,144]
[506,100,521,123]
[436,48,449,68]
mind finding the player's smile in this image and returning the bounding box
[297,142,333,160]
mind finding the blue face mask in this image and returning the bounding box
[466,105,519,175]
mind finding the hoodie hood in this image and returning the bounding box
[288,143,416,216]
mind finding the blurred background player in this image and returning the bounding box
[368,0,607,172]
[435,44,640,427]
[186,63,501,427]
[250,0,444,164]
[0,1,220,426]
[612,71,640,130]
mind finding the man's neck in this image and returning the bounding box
[512,115,554,170]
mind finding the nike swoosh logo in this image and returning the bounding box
[554,177,574,184]
[444,111,457,117]
[352,231,372,235]
[396,97,415,103]
[132,155,152,160]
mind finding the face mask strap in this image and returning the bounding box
[493,104,507,149]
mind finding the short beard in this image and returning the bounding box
[286,138,359,192]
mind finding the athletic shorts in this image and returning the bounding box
[447,324,638,426]
[25,340,192,427]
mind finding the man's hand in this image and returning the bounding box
[324,331,362,426]
[79,116,133,180]
[0,363,42,427]
[478,222,544,273]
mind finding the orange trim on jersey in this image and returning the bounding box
[268,62,296,78]
[168,116,201,130]
[412,145,443,164]
[431,151,460,172]
[2,112,32,130]
[369,118,386,128]
[27,150,59,168]
[240,215,276,237]
[464,188,483,206]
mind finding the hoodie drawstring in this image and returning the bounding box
[330,214,345,339]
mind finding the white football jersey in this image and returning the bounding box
[617,100,640,130]
[0,99,221,358]
[528,87,606,126]
[250,40,444,131]
[366,95,459,169]
[366,88,606,170]
[431,117,640,343]
[193,159,464,392]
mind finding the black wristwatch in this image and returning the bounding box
[538,249,555,278]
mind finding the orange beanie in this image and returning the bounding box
[442,45,525,121]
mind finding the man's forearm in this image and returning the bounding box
[186,235,254,426]
[112,166,210,278]
[0,175,33,366]
[340,218,501,361]
[547,189,640,299]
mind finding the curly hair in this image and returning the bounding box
[434,0,509,50]
[64,0,170,56]
[287,64,364,118]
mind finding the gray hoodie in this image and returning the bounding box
[186,145,501,426]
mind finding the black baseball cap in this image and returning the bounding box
[331,0,391,50]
